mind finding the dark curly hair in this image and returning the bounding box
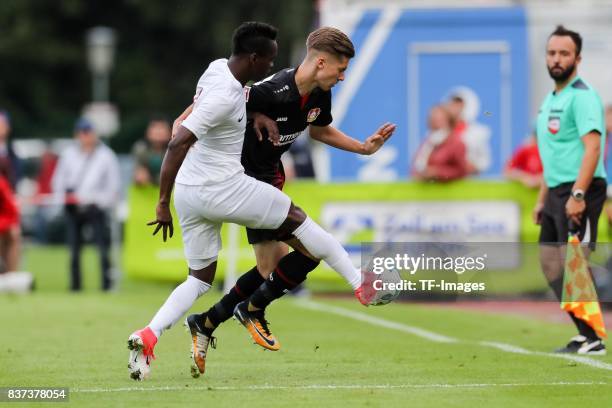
[232,21,278,56]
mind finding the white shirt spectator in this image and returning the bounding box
[52,142,121,210]
[448,86,492,173]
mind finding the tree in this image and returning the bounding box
[0,0,315,151]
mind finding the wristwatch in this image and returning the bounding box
[571,189,585,201]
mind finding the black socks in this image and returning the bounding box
[249,251,320,310]
[203,266,265,330]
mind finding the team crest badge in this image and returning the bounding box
[547,116,560,135]
[307,108,321,123]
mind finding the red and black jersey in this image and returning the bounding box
[241,67,332,184]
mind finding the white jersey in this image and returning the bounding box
[177,59,247,185]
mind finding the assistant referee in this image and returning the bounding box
[533,26,607,355]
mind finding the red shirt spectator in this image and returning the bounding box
[37,150,59,195]
[413,105,469,182]
[0,175,19,234]
[504,135,542,188]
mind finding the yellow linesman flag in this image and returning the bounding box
[561,234,607,339]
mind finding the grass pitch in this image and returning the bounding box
[0,245,610,407]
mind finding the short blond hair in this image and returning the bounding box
[306,27,355,59]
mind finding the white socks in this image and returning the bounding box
[148,275,211,338]
[292,217,361,290]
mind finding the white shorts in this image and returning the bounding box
[174,174,292,267]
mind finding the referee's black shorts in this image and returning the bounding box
[539,178,607,249]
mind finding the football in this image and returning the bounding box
[369,267,403,306]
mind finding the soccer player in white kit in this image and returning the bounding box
[127,22,366,381]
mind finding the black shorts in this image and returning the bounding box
[539,178,607,248]
[245,166,288,245]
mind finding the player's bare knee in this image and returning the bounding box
[255,256,275,277]
[288,205,307,224]
[188,260,217,284]
[278,203,306,233]
[256,252,284,277]
[254,242,287,277]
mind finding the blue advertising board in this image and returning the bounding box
[328,7,529,181]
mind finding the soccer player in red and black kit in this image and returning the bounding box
[175,27,396,376]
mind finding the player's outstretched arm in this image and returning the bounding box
[309,123,396,155]
[148,126,197,241]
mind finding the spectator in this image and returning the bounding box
[52,118,121,291]
[132,117,171,186]
[446,87,492,174]
[32,141,59,242]
[504,133,543,188]
[0,110,22,190]
[0,160,32,293]
[412,105,468,182]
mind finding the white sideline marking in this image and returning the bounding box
[75,382,607,393]
[480,341,612,370]
[296,300,612,371]
[479,341,532,355]
[297,299,457,343]
[540,352,612,371]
